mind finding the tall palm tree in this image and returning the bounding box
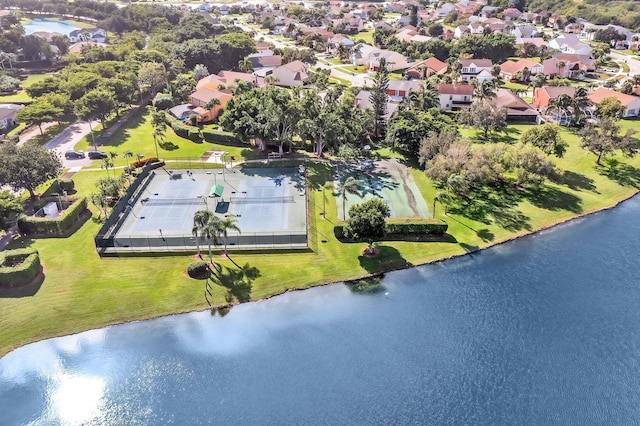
[445,174,462,215]
[238,56,253,73]
[201,215,222,263]
[570,87,591,126]
[340,176,360,219]
[192,210,211,257]
[219,215,241,255]
[548,94,572,124]
[555,60,566,78]
[474,80,496,101]
[101,157,114,178]
[433,191,448,218]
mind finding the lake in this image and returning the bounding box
[23,19,79,36]
[2,197,640,424]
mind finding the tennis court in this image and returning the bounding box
[109,167,308,251]
[332,159,430,220]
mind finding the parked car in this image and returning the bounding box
[87,150,108,159]
[64,150,85,159]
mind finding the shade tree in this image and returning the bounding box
[0,142,62,202]
[344,198,391,254]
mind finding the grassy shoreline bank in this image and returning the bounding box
[2,121,640,358]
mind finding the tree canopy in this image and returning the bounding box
[344,198,391,253]
[0,142,62,201]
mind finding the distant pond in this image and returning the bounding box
[23,19,79,36]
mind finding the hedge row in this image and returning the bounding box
[334,218,448,241]
[201,129,241,145]
[165,113,202,142]
[18,197,88,235]
[0,248,41,288]
[385,218,449,235]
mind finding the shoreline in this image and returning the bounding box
[2,189,637,360]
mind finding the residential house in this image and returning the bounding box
[0,104,23,133]
[588,88,640,118]
[532,86,576,110]
[329,35,355,51]
[469,22,485,35]
[298,26,335,43]
[368,49,409,72]
[459,59,494,83]
[549,34,592,56]
[190,88,233,122]
[454,25,470,39]
[500,58,543,80]
[435,3,457,18]
[68,28,106,43]
[271,60,310,87]
[542,54,592,78]
[67,41,106,55]
[480,6,499,18]
[387,80,424,100]
[436,83,474,110]
[333,13,365,34]
[405,57,448,79]
[547,13,566,29]
[374,21,393,32]
[513,25,539,39]
[520,12,542,24]
[502,8,522,20]
[395,27,431,43]
[492,89,539,123]
[355,90,399,119]
[248,51,282,69]
[455,3,478,18]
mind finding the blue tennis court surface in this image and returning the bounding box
[114,167,308,250]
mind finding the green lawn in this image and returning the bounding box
[3,121,640,357]
[0,73,55,103]
[349,29,374,45]
[74,107,265,164]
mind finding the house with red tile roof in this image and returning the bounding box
[532,86,576,110]
[405,57,448,79]
[587,88,640,118]
[500,58,543,80]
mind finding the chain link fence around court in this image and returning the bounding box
[98,232,308,253]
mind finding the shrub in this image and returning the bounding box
[131,157,158,167]
[57,178,75,192]
[187,127,202,142]
[201,129,241,145]
[0,248,41,288]
[17,197,88,235]
[187,261,211,279]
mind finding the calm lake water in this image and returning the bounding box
[24,19,79,36]
[2,197,640,424]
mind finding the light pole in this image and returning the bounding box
[51,192,63,212]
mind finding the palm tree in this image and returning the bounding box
[570,87,591,126]
[219,215,241,255]
[340,176,360,219]
[238,56,253,73]
[445,174,462,215]
[433,191,448,218]
[548,94,572,124]
[201,214,222,263]
[123,150,133,171]
[555,60,566,78]
[101,157,114,178]
[192,210,211,257]
[204,97,221,112]
[474,80,496,101]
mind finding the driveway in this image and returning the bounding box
[45,120,98,168]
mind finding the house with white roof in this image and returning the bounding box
[459,59,494,83]
[271,61,310,87]
[549,34,592,56]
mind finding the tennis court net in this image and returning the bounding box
[141,198,205,206]
[229,196,295,204]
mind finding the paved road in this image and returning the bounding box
[610,51,640,78]
[45,120,98,168]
